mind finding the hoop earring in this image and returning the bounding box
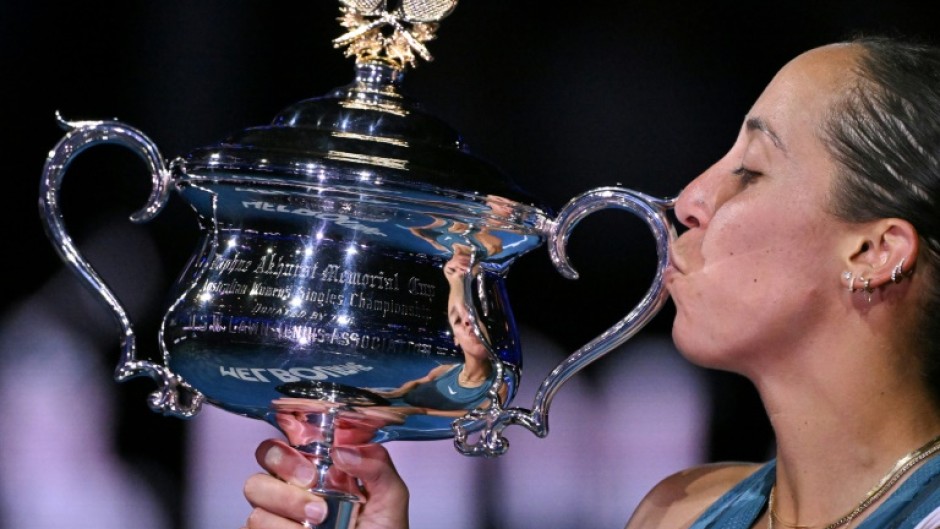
[891,258,907,283]
[843,271,856,292]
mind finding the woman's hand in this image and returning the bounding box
[242,439,409,529]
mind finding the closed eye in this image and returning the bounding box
[732,166,762,185]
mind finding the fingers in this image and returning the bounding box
[244,504,318,529]
[255,439,317,487]
[333,445,401,489]
[244,472,327,523]
[334,445,410,528]
[246,439,409,529]
[246,439,327,527]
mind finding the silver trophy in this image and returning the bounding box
[39,2,675,528]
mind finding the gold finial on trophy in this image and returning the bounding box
[333,0,458,70]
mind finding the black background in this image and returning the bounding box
[5,1,940,527]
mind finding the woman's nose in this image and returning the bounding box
[673,163,733,230]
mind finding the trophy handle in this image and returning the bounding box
[38,113,203,418]
[454,186,675,456]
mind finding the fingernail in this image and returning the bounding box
[264,445,283,467]
[305,501,327,524]
[264,445,315,485]
[333,447,361,466]
[293,462,316,485]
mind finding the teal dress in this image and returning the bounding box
[402,364,494,411]
[688,456,940,529]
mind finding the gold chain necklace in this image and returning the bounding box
[768,433,940,529]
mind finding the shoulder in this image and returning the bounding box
[624,462,763,529]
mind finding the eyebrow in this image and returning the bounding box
[746,116,787,153]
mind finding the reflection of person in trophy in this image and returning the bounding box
[406,194,511,258]
[272,398,408,448]
[370,244,506,416]
[244,36,940,529]
[482,193,515,223]
[406,215,502,257]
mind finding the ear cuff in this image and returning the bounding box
[891,258,907,283]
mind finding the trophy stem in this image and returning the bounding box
[299,409,360,497]
[293,409,363,529]
[272,381,407,528]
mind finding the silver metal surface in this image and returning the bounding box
[39,115,204,418]
[37,1,678,526]
[454,188,676,456]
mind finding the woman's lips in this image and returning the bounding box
[667,234,698,275]
[666,249,686,275]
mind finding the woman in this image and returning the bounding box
[241,36,940,529]
[369,244,506,417]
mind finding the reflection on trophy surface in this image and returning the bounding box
[370,243,508,417]
[37,1,674,528]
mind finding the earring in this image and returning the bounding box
[861,276,873,303]
[842,271,856,292]
[891,258,907,283]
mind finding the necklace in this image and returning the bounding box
[768,433,940,529]
[457,368,487,387]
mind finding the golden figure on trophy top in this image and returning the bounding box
[334,0,459,69]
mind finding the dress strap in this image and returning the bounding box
[857,454,940,529]
[687,454,940,529]
[687,460,776,529]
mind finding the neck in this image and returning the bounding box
[757,326,940,527]
[458,360,489,386]
[770,433,940,529]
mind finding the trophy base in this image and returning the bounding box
[309,493,360,529]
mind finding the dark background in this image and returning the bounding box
[5,1,940,527]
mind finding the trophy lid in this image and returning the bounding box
[172,0,550,256]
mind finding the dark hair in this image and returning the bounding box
[824,35,940,404]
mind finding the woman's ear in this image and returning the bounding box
[844,218,918,289]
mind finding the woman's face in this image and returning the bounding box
[444,248,490,360]
[667,44,862,373]
[448,291,489,360]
